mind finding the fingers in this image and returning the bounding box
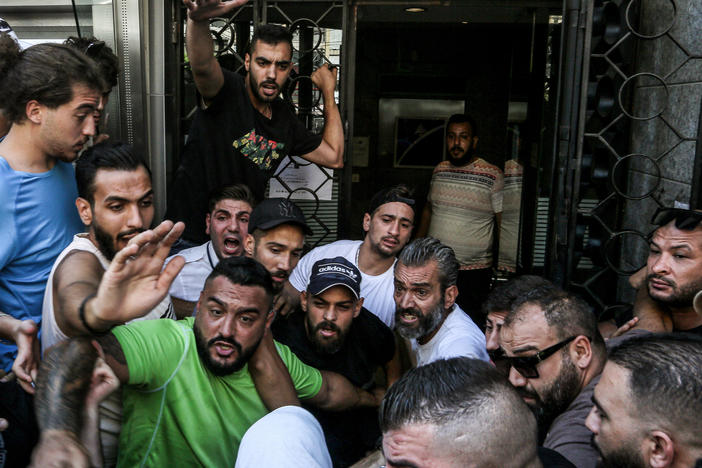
[155,221,185,259]
[156,255,186,292]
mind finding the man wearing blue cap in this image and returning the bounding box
[272,256,395,467]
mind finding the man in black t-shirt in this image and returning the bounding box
[170,0,344,244]
[272,256,395,467]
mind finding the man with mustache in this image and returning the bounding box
[41,142,177,467]
[631,208,702,334]
[500,287,608,468]
[168,0,344,247]
[416,114,504,323]
[272,257,395,467]
[394,237,488,366]
[586,333,702,468]
[167,184,255,318]
[285,185,415,328]
[31,256,383,467]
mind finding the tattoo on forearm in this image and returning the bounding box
[35,338,98,434]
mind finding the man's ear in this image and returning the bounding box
[26,100,43,124]
[300,291,308,312]
[471,136,479,150]
[265,308,275,328]
[444,285,458,310]
[362,213,371,233]
[244,52,251,72]
[244,234,255,257]
[570,335,593,369]
[646,430,675,468]
[205,213,212,236]
[353,297,364,318]
[76,197,93,227]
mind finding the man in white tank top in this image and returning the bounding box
[41,142,181,467]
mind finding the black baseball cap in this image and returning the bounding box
[308,257,361,299]
[248,198,313,235]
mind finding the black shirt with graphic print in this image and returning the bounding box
[167,69,322,243]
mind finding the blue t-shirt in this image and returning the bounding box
[0,156,82,370]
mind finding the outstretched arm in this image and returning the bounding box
[31,335,128,467]
[248,330,300,411]
[184,0,247,100]
[301,64,344,169]
[305,370,384,411]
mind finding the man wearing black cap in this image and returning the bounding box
[285,185,415,328]
[243,197,313,298]
[272,256,395,467]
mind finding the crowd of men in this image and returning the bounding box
[1,2,702,467]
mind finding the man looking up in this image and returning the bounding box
[587,333,702,468]
[500,287,606,468]
[168,184,255,317]
[0,39,103,372]
[380,357,545,468]
[41,142,177,467]
[286,185,415,328]
[394,237,488,366]
[272,257,395,467]
[169,0,344,245]
[417,114,504,322]
[31,257,386,467]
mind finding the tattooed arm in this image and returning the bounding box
[30,334,128,468]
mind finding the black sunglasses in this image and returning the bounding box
[651,207,702,231]
[506,336,578,379]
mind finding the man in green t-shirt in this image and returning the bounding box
[30,252,382,467]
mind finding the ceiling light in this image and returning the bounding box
[461,20,469,24]
[405,7,426,13]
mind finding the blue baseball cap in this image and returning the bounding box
[308,257,361,299]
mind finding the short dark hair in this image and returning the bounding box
[64,36,120,91]
[446,114,478,136]
[367,184,415,218]
[380,357,538,466]
[0,42,104,124]
[608,333,702,445]
[506,287,605,352]
[208,184,256,213]
[250,24,293,56]
[483,275,559,316]
[397,237,459,294]
[75,142,151,204]
[205,256,275,304]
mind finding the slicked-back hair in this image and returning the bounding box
[0,42,104,124]
[208,184,256,213]
[397,237,458,294]
[505,287,605,352]
[608,333,702,445]
[64,36,120,91]
[205,256,275,305]
[250,24,293,57]
[447,114,478,137]
[75,142,151,204]
[380,357,538,467]
[483,275,559,316]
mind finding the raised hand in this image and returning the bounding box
[310,63,338,97]
[183,0,248,22]
[91,221,185,326]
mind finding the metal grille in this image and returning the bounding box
[553,0,701,316]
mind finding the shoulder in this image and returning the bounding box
[170,242,209,264]
[355,308,394,340]
[473,158,504,175]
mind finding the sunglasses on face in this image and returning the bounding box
[651,207,702,231]
[505,335,578,379]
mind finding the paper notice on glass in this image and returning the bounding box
[268,156,334,201]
